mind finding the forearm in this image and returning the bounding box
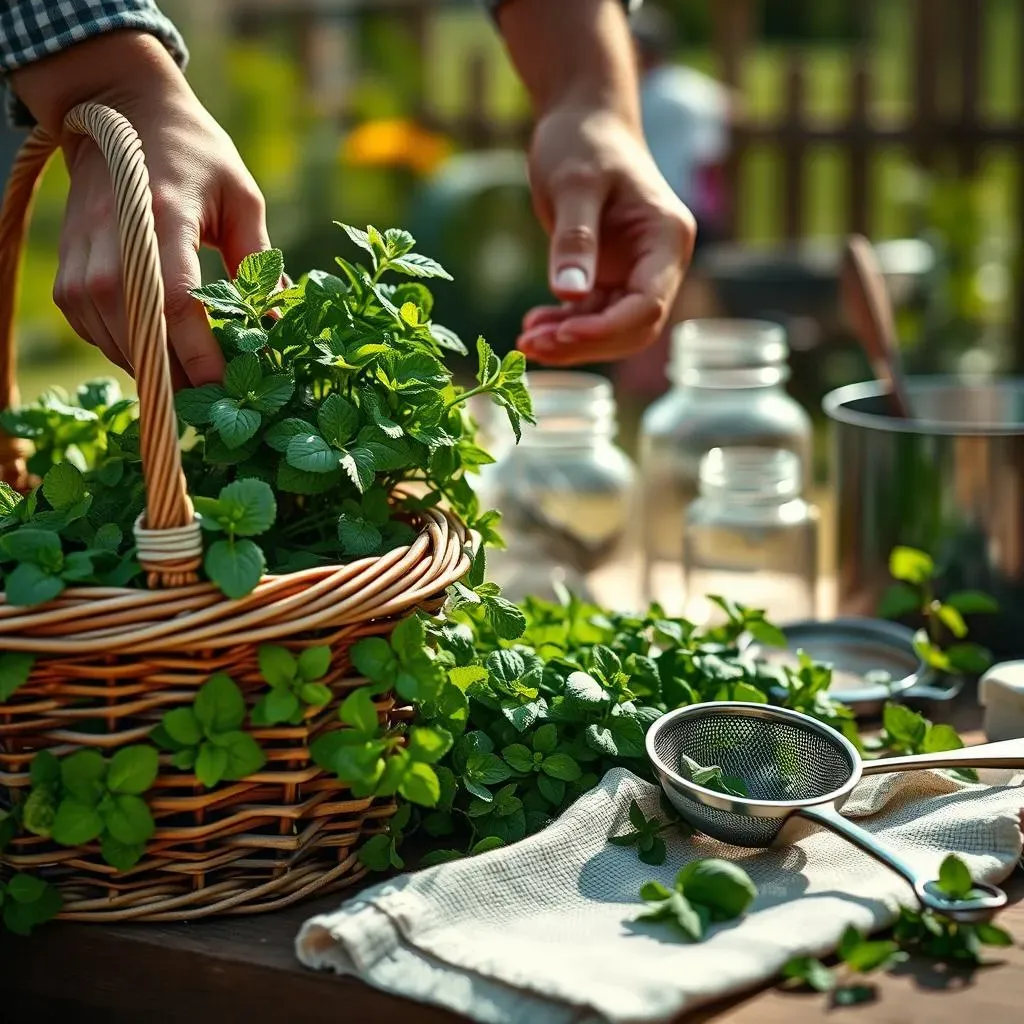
[496,0,642,127]
[1,0,187,129]
[11,31,187,138]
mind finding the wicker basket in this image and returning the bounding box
[0,105,470,921]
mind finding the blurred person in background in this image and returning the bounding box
[1,0,693,384]
[615,3,735,399]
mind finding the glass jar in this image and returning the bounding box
[683,447,819,626]
[476,372,636,604]
[639,319,812,613]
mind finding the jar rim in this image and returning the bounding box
[670,319,789,384]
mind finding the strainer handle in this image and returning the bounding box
[862,739,1024,774]
[796,804,1007,923]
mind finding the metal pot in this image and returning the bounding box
[823,377,1024,659]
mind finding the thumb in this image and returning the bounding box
[216,181,272,278]
[548,171,607,299]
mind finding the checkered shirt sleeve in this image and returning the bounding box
[1,1,187,126]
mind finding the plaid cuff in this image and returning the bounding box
[1,1,188,128]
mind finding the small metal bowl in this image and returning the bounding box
[744,617,960,717]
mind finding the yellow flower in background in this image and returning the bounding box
[341,118,454,176]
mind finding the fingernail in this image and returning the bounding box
[554,267,589,293]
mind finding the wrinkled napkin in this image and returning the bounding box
[297,766,1023,1024]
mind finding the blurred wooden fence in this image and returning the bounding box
[220,0,1024,357]
[223,0,1024,231]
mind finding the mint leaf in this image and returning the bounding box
[264,417,317,452]
[163,707,201,747]
[937,854,973,900]
[196,743,229,787]
[258,645,296,688]
[399,761,441,806]
[318,393,359,447]
[945,591,999,615]
[5,563,64,607]
[100,836,145,872]
[236,248,284,301]
[251,374,294,414]
[287,432,338,474]
[52,797,104,846]
[0,652,35,701]
[216,478,277,537]
[337,513,382,556]
[351,637,399,683]
[297,646,331,681]
[42,462,86,509]
[889,546,934,585]
[339,446,376,493]
[175,383,227,425]
[224,353,262,398]
[210,398,261,448]
[106,745,159,795]
[541,753,581,781]
[339,688,379,734]
[190,280,253,318]
[205,538,266,599]
[388,252,453,280]
[221,731,266,780]
[102,793,154,845]
[877,583,921,619]
[194,673,246,734]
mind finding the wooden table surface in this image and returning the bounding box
[3,706,1022,1024]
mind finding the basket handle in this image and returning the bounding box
[0,103,202,588]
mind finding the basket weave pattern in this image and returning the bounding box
[0,105,470,921]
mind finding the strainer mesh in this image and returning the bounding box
[653,710,856,848]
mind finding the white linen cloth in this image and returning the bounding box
[297,766,1023,1024]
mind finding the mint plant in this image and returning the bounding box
[783,854,1013,1007]
[1,872,63,935]
[879,546,996,676]
[251,644,333,726]
[152,673,266,787]
[24,745,160,871]
[0,224,533,605]
[608,798,686,866]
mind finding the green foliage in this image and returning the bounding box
[607,797,686,866]
[23,745,160,871]
[678,752,749,798]
[311,591,871,865]
[635,858,757,941]
[879,545,996,677]
[0,226,525,604]
[251,644,333,726]
[152,674,266,788]
[784,854,1012,1007]
[0,872,63,935]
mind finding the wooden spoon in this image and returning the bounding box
[840,234,914,419]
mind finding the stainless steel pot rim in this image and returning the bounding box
[823,376,1024,436]
[645,701,864,816]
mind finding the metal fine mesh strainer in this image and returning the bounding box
[646,702,1007,922]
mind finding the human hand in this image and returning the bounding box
[12,32,269,386]
[516,106,696,366]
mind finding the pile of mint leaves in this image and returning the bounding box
[326,586,867,868]
[0,224,531,603]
